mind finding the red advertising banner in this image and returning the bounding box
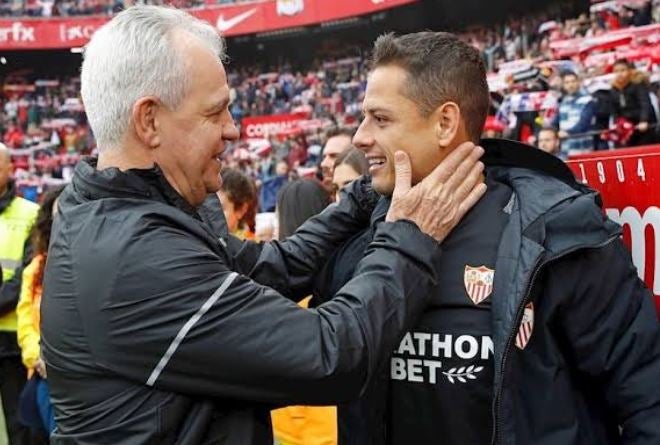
[566,145,660,316]
[0,0,417,50]
[240,113,305,138]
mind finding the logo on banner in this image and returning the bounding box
[59,24,97,42]
[216,8,257,32]
[606,206,660,295]
[464,265,494,305]
[276,0,304,16]
[515,303,534,350]
[0,22,35,43]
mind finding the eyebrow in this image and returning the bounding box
[208,98,229,113]
[363,106,392,115]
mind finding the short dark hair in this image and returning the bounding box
[613,58,634,69]
[334,147,368,176]
[560,70,579,80]
[371,32,490,143]
[324,126,354,141]
[277,179,331,239]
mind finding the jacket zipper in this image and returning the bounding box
[491,235,618,445]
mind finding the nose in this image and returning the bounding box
[352,120,373,152]
[222,119,240,142]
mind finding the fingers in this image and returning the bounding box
[456,182,487,219]
[423,141,476,187]
[443,145,485,192]
[391,151,412,199]
[453,160,485,203]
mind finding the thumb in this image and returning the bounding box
[392,151,412,198]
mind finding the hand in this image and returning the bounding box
[637,122,649,132]
[386,142,487,243]
[35,358,47,379]
[557,130,569,139]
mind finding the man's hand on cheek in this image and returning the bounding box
[386,142,486,243]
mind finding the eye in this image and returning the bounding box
[374,115,387,125]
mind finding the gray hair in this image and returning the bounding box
[81,5,226,148]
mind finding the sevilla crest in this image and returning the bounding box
[515,303,534,350]
[464,265,495,305]
[276,0,304,16]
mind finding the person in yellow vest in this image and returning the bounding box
[0,144,39,445]
[271,179,337,445]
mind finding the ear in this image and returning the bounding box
[433,101,461,148]
[131,96,161,148]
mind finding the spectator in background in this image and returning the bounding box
[331,148,368,202]
[537,127,561,156]
[16,186,64,440]
[591,88,614,150]
[610,59,658,146]
[275,179,330,240]
[4,122,24,149]
[217,168,257,240]
[259,160,289,212]
[556,71,596,156]
[320,128,353,193]
[272,178,335,445]
[0,144,39,445]
[481,116,505,139]
[287,139,308,169]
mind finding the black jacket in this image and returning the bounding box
[314,139,660,445]
[610,77,657,125]
[41,158,446,444]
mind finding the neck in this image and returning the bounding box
[97,142,199,208]
[97,144,154,172]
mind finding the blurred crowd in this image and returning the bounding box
[1,0,659,214]
[0,0,257,17]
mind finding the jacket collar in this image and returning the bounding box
[0,180,17,213]
[369,138,594,229]
[368,138,620,255]
[480,138,620,252]
[71,157,199,218]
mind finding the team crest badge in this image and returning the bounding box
[276,0,304,16]
[463,265,495,305]
[515,303,534,350]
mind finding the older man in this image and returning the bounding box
[0,144,38,445]
[40,6,485,444]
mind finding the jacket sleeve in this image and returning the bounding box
[566,98,596,134]
[0,239,33,316]
[229,176,379,300]
[75,217,441,406]
[634,84,652,123]
[17,257,40,370]
[556,240,660,444]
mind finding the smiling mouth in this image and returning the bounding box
[367,156,387,173]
